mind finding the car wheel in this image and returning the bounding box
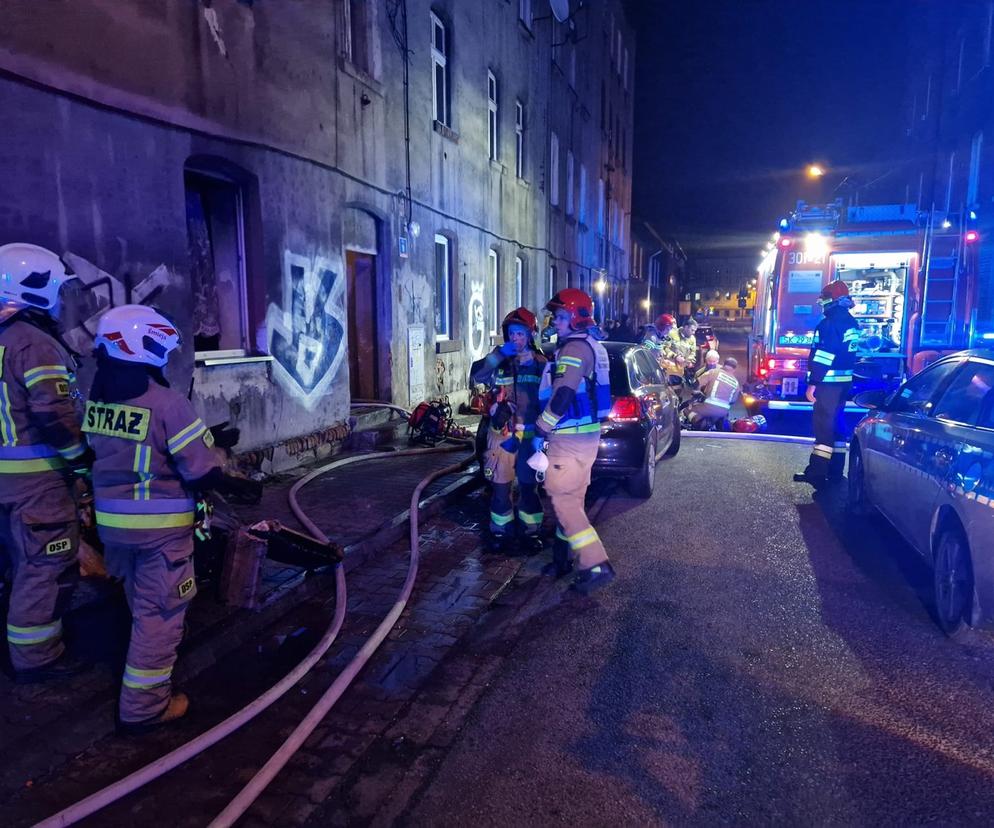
[933,524,974,640]
[627,435,656,499]
[664,408,681,457]
[846,441,871,516]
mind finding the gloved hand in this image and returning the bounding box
[209,421,242,450]
[532,436,546,455]
[223,474,263,505]
[499,341,518,357]
[500,435,521,452]
[67,447,95,479]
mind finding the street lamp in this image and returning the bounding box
[807,164,825,179]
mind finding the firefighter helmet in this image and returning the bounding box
[501,306,538,340]
[95,304,182,368]
[655,313,676,330]
[819,280,850,306]
[0,243,77,316]
[546,288,595,330]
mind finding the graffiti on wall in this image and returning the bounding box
[467,279,486,360]
[61,252,177,353]
[266,251,346,409]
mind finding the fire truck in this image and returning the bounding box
[746,200,980,418]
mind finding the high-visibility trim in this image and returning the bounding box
[58,441,87,461]
[812,444,833,459]
[843,329,860,342]
[812,350,835,365]
[0,456,64,474]
[0,382,16,445]
[132,444,152,500]
[550,422,601,434]
[558,356,584,369]
[167,418,207,454]
[24,364,69,388]
[820,370,853,383]
[567,526,600,550]
[7,619,62,646]
[0,444,59,459]
[555,527,568,541]
[122,663,173,690]
[95,510,194,529]
[540,409,561,428]
[495,377,514,385]
[518,510,544,526]
[703,398,732,410]
[832,442,848,453]
[490,511,514,527]
[96,497,196,514]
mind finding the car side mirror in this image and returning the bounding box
[853,389,889,410]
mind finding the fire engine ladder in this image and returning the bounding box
[919,209,962,347]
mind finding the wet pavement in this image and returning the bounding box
[390,439,994,825]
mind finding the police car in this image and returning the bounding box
[848,350,994,638]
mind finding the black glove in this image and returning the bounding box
[209,422,242,450]
[67,447,95,478]
[188,467,263,505]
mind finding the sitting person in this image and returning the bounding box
[688,357,740,427]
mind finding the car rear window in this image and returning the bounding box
[608,348,633,395]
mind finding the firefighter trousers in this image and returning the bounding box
[0,473,79,672]
[543,432,609,571]
[104,530,197,723]
[807,382,851,479]
[484,429,543,536]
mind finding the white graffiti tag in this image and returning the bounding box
[266,251,346,409]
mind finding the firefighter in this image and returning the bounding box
[87,304,261,732]
[0,243,90,683]
[469,308,548,554]
[688,357,740,427]
[533,288,615,594]
[669,317,699,370]
[795,280,860,485]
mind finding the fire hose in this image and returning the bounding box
[35,427,474,827]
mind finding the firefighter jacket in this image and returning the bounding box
[807,305,860,385]
[84,382,220,544]
[697,367,740,409]
[669,331,698,366]
[0,315,87,485]
[470,348,548,436]
[536,331,611,436]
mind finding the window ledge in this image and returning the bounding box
[196,354,274,368]
[515,177,530,188]
[490,159,506,174]
[338,55,384,97]
[436,339,461,354]
[433,121,460,143]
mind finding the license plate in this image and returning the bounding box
[782,377,799,397]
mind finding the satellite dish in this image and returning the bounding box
[550,0,570,23]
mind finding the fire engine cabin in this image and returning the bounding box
[750,201,980,415]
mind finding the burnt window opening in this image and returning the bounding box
[184,169,250,355]
[344,0,372,75]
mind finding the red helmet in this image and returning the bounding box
[655,313,676,329]
[732,417,759,433]
[546,288,595,330]
[502,306,537,340]
[819,280,850,305]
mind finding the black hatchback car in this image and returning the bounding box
[476,343,681,498]
[593,341,681,497]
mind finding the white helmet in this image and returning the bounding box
[95,304,181,368]
[0,243,77,316]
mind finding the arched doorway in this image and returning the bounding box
[343,208,383,400]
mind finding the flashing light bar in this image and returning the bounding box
[778,237,793,249]
[981,332,994,341]
[965,230,980,244]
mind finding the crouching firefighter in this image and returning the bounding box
[533,289,616,594]
[795,280,860,486]
[0,243,91,683]
[87,305,262,733]
[470,308,548,554]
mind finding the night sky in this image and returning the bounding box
[631,0,912,256]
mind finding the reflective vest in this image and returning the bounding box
[700,368,740,410]
[541,333,611,434]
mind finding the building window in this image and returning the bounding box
[430,12,449,126]
[514,256,524,308]
[969,132,984,205]
[567,269,574,288]
[488,71,499,161]
[550,132,560,206]
[488,249,499,336]
[578,163,588,224]
[549,265,556,298]
[597,178,605,233]
[566,150,575,215]
[515,101,525,178]
[184,169,249,355]
[623,47,629,90]
[616,31,623,76]
[434,234,451,338]
[519,0,532,29]
[343,0,372,75]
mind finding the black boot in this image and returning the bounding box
[519,533,545,557]
[570,562,617,595]
[15,653,91,685]
[541,537,573,578]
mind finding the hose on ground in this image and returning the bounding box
[34,442,471,828]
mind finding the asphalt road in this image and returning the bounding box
[403,438,994,825]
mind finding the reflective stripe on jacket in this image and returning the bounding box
[807,306,860,385]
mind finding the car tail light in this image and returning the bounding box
[784,359,798,371]
[766,357,777,369]
[609,395,641,422]
[758,366,769,377]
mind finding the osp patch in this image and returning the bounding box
[177,577,197,600]
[46,537,72,556]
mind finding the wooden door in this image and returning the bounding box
[346,250,379,400]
